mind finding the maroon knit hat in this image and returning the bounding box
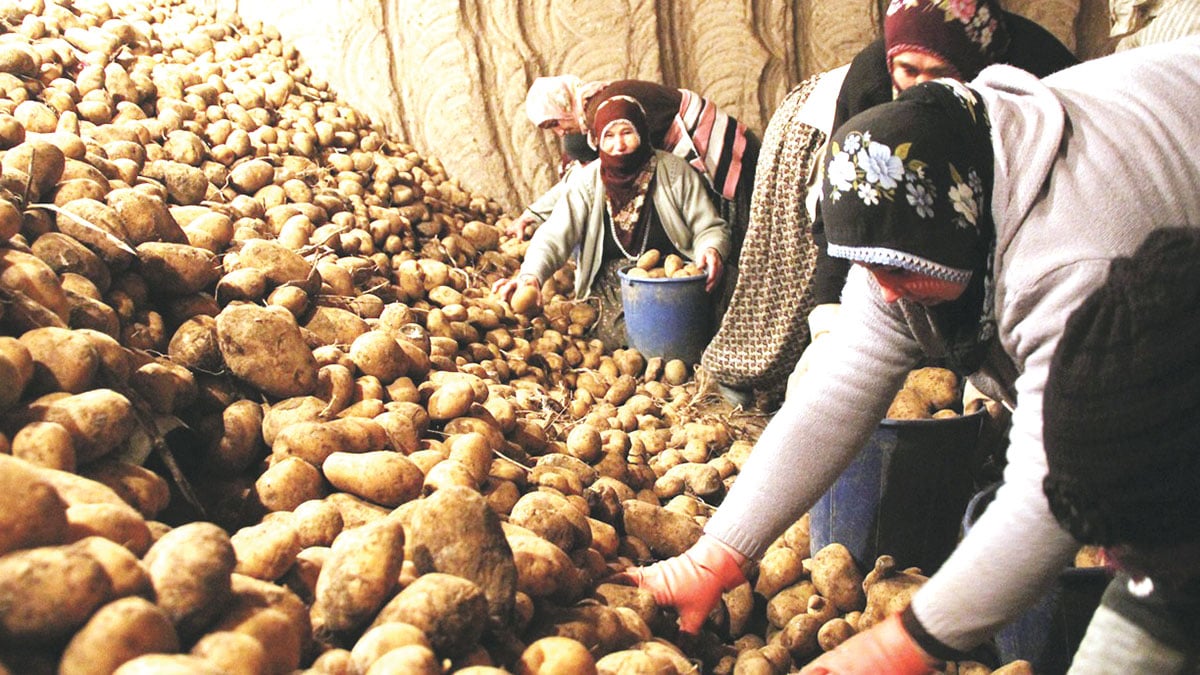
[1043,227,1200,548]
[884,0,1011,81]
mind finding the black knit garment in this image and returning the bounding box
[1043,227,1200,548]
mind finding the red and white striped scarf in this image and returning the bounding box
[663,89,750,200]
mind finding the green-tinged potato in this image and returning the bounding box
[0,540,112,643]
[231,515,301,581]
[0,455,68,555]
[322,451,423,508]
[58,597,179,675]
[311,517,406,637]
[135,241,220,295]
[143,522,236,638]
[216,303,318,398]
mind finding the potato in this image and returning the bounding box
[509,491,591,554]
[78,459,170,519]
[111,654,225,674]
[106,187,187,245]
[0,540,112,643]
[886,388,931,420]
[226,238,318,294]
[130,360,196,414]
[351,622,433,674]
[216,303,318,398]
[19,325,99,394]
[809,543,865,612]
[65,502,152,556]
[859,555,928,630]
[322,450,423,508]
[17,388,136,464]
[364,645,441,675]
[58,597,179,675]
[135,241,220,295]
[755,546,806,599]
[371,572,489,658]
[510,284,540,316]
[1,139,64,198]
[231,516,302,581]
[0,455,69,556]
[426,379,476,420]
[202,399,266,476]
[311,517,406,637]
[904,367,959,411]
[518,636,598,675]
[190,631,271,675]
[11,420,75,470]
[0,247,69,330]
[73,535,152,600]
[273,417,387,465]
[0,336,32,411]
[621,499,702,558]
[348,330,409,382]
[54,198,136,270]
[143,522,236,639]
[505,527,584,603]
[255,456,328,513]
[31,231,112,293]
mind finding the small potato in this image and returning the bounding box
[230,516,302,582]
[254,456,327,513]
[350,622,432,674]
[635,249,661,271]
[0,336,33,411]
[65,502,152,556]
[134,242,220,296]
[190,631,270,675]
[510,284,540,316]
[518,636,598,675]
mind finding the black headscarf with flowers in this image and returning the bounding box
[822,79,996,371]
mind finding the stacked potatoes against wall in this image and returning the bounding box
[0,1,1028,674]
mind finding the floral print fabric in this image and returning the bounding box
[884,0,1010,80]
[822,79,994,284]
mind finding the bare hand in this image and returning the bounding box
[505,212,539,241]
[491,273,541,304]
[699,247,724,293]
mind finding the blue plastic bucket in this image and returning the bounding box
[809,410,985,575]
[962,483,1110,675]
[618,268,713,363]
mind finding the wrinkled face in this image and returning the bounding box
[598,120,640,156]
[891,50,958,91]
[865,264,968,305]
[537,116,583,137]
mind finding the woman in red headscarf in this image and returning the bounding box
[494,96,731,350]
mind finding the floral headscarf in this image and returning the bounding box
[885,0,1010,81]
[524,75,608,130]
[823,79,997,370]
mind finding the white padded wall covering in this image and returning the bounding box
[227,0,1112,212]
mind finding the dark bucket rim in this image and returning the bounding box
[879,407,987,429]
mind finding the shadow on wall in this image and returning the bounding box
[229,0,1113,213]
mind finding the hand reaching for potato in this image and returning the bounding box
[698,247,723,293]
[491,273,542,314]
[615,534,747,634]
[504,211,539,241]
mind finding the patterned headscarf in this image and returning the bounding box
[525,75,608,131]
[823,79,996,370]
[884,0,1011,80]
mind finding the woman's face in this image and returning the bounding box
[599,120,641,156]
[865,264,968,305]
[891,50,958,91]
[538,116,583,137]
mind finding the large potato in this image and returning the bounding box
[322,451,424,508]
[19,325,100,394]
[55,198,136,270]
[135,241,220,295]
[216,303,318,398]
[370,572,489,659]
[0,540,112,644]
[0,454,69,556]
[17,388,137,464]
[143,522,236,639]
[0,247,69,330]
[311,516,405,637]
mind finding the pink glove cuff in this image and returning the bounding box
[877,613,938,673]
[692,534,749,591]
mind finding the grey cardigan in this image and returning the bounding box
[519,151,731,298]
[705,36,1200,651]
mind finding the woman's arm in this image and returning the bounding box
[518,163,597,283]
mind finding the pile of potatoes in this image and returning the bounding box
[624,248,704,280]
[0,1,1037,673]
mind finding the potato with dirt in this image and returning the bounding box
[311,516,406,638]
[215,302,318,398]
[57,596,180,675]
[0,540,112,644]
[143,522,237,639]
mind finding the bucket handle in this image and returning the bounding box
[963,482,1002,531]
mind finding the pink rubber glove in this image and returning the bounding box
[799,613,940,675]
[622,534,747,634]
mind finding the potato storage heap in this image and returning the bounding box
[0,1,1034,674]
